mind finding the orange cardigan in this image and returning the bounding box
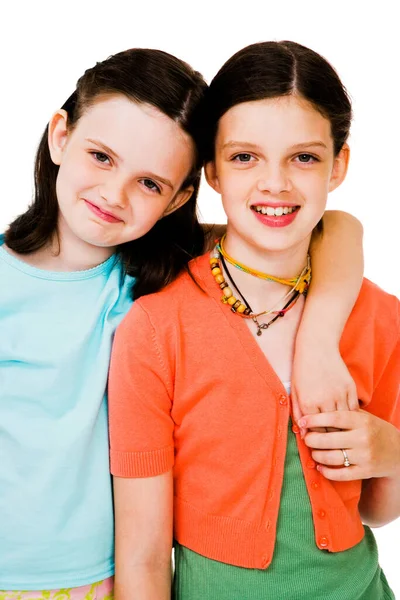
[109,253,400,569]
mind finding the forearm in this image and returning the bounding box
[113,473,173,600]
[359,473,400,528]
[115,561,171,600]
[300,210,363,346]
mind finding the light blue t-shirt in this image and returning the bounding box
[0,235,134,589]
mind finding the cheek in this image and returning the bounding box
[58,153,97,197]
[219,168,252,197]
[294,169,330,200]
[127,195,169,230]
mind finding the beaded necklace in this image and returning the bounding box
[210,241,311,336]
[217,234,310,294]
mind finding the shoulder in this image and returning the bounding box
[343,278,399,357]
[116,253,210,338]
[353,278,399,329]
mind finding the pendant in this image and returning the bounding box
[254,320,270,336]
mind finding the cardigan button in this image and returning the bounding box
[311,481,319,490]
[292,424,300,433]
[319,536,329,548]
[279,394,288,405]
[307,459,316,469]
[318,509,326,519]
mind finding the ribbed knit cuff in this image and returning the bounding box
[110,445,174,477]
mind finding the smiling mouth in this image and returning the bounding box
[84,200,123,223]
[251,204,300,216]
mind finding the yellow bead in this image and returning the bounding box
[211,267,221,276]
[223,287,233,298]
[215,274,224,284]
[236,304,246,313]
[227,296,237,306]
[210,257,219,265]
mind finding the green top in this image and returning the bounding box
[173,422,394,600]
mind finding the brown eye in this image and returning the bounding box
[92,152,110,164]
[232,153,254,163]
[297,154,315,163]
[140,179,161,194]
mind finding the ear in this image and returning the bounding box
[163,185,194,217]
[328,143,350,192]
[204,161,221,193]
[48,109,69,166]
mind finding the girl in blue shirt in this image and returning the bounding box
[0,47,363,598]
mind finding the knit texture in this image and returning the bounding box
[173,422,395,599]
[109,252,400,569]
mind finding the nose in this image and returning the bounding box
[99,174,129,209]
[256,163,292,195]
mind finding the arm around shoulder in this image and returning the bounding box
[291,210,364,422]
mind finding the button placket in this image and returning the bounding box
[279,394,288,406]
[319,536,329,549]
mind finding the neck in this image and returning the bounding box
[221,227,310,313]
[8,216,115,272]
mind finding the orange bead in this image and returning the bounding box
[223,287,233,298]
[227,296,237,306]
[211,267,222,276]
[215,274,224,284]
[236,304,246,313]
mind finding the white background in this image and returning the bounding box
[1,0,399,595]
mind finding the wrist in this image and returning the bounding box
[295,325,340,352]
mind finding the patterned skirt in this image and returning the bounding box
[0,577,113,600]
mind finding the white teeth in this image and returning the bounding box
[253,205,297,216]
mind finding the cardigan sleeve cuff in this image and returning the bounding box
[110,445,174,478]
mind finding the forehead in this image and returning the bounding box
[216,95,333,150]
[73,95,195,182]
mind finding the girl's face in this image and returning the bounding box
[49,95,195,252]
[206,95,349,258]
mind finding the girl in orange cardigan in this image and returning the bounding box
[109,41,399,599]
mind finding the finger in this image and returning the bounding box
[299,402,337,436]
[299,410,361,431]
[311,449,354,467]
[335,391,350,412]
[347,381,360,411]
[291,392,309,439]
[316,464,362,481]
[304,430,352,450]
[291,390,302,423]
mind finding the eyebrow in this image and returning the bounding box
[86,138,121,161]
[86,138,174,189]
[144,172,174,190]
[222,141,261,151]
[222,140,328,151]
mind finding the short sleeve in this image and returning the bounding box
[366,303,400,429]
[108,302,175,478]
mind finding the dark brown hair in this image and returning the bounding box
[5,48,208,299]
[202,40,352,161]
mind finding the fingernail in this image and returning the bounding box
[298,418,306,428]
[300,427,307,439]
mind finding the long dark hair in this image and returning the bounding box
[202,41,352,162]
[5,48,208,299]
